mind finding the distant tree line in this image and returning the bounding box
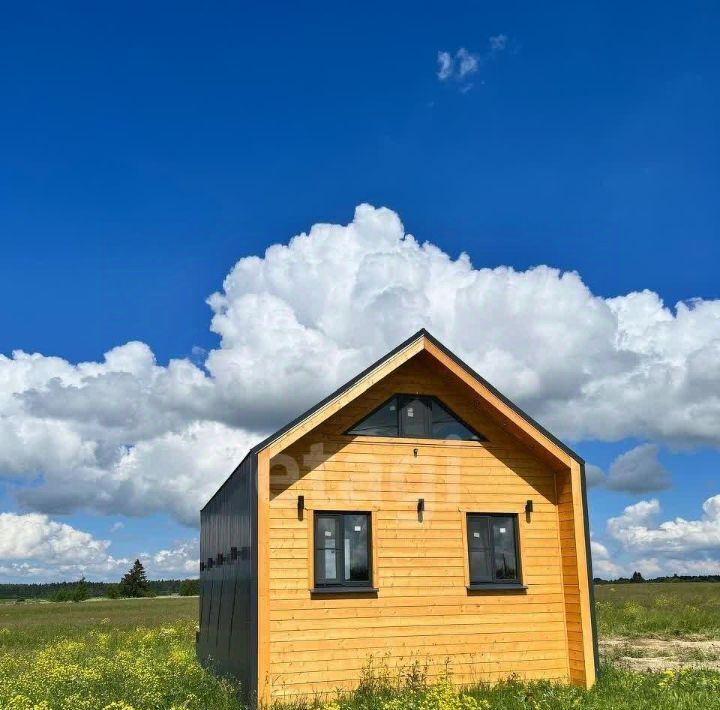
[1,560,199,602]
[594,572,720,585]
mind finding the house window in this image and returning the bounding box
[466,514,521,586]
[346,398,399,437]
[314,512,372,588]
[346,395,485,442]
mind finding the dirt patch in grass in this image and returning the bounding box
[602,637,720,671]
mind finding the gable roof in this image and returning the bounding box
[202,329,582,511]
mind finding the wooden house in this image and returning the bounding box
[198,329,598,703]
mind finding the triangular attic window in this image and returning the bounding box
[346,395,486,442]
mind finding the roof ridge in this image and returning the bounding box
[201,327,582,511]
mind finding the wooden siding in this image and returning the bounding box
[557,469,585,685]
[557,463,597,686]
[265,353,576,700]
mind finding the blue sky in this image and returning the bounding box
[1,1,719,581]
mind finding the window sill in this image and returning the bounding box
[467,584,527,592]
[310,587,379,595]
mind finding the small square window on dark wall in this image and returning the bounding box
[466,513,522,587]
[314,512,372,589]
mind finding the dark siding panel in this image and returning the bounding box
[198,453,257,700]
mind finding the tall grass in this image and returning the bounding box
[2,591,720,709]
[595,583,720,638]
[4,628,720,710]
[0,619,239,710]
[274,660,720,710]
[301,665,720,710]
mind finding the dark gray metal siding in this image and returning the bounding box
[198,452,257,701]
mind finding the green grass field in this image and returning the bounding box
[2,586,720,709]
[595,582,720,638]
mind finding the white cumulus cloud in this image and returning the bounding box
[590,538,624,579]
[0,512,110,563]
[489,34,508,53]
[608,496,720,555]
[437,48,478,81]
[143,540,199,577]
[0,512,198,581]
[15,421,257,527]
[587,444,672,493]
[437,36,508,87]
[2,203,720,534]
[592,495,720,578]
[585,464,606,488]
[437,51,453,80]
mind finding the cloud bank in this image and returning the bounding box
[2,204,720,531]
[589,496,720,579]
[0,513,197,580]
[587,444,672,493]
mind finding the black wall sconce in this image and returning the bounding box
[200,561,205,572]
[207,558,214,569]
[230,546,238,561]
[216,553,224,566]
[525,499,534,515]
[417,497,425,522]
[297,495,305,516]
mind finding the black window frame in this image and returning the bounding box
[313,511,374,591]
[345,394,486,442]
[466,513,524,590]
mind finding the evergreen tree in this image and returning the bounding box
[630,570,645,583]
[119,560,150,597]
[179,578,199,596]
[49,587,72,602]
[72,576,89,602]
